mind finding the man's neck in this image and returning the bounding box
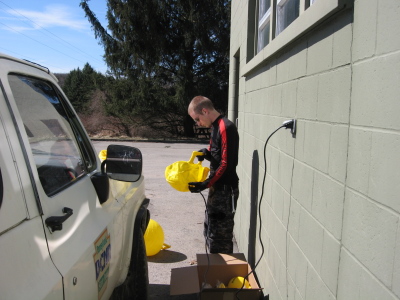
[209,111,221,124]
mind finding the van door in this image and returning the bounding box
[0,79,63,299]
[6,71,121,300]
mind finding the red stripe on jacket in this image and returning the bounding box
[207,118,228,187]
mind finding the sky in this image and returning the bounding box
[0,0,109,74]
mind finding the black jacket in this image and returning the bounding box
[206,115,239,188]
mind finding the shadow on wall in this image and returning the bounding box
[248,150,259,269]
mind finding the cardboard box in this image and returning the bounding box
[170,253,263,300]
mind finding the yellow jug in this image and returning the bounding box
[165,151,210,192]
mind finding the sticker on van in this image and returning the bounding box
[93,228,111,299]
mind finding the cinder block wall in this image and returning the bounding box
[229,0,400,299]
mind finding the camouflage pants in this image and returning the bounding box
[204,185,239,254]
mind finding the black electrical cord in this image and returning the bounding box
[235,124,287,300]
[197,121,293,299]
[199,191,211,294]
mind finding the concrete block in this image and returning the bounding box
[312,172,345,240]
[342,189,398,287]
[346,128,372,195]
[292,160,314,212]
[299,208,324,272]
[332,10,353,67]
[328,125,349,183]
[307,26,333,75]
[269,146,280,184]
[394,222,400,297]
[297,75,318,120]
[251,114,262,141]
[288,40,308,81]
[377,0,400,55]
[267,238,288,299]
[279,152,294,193]
[282,191,291,230]
[287,274,303,300]
[306,264,335,300]
[281,80,298,118]
[351,52,400,130]
[352,0,377,61]
[369,132,400,213]
[271,85,283,116]
[294,120,306,162]
[268,208,288,267]
[337,248,397,300]
[317,67,351,123]
[243,132,255,155]
[261,88,273,117]
[287,236,308,298]
[288,198,301,243]
[277,51,290,84]
[303,122,330,173]
[271,179,285,225]
[261,60,277,87]
[321,231,340,295]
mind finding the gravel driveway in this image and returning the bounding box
[93,140,237,299]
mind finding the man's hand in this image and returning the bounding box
[197,148,211,161]
[188,181,208,193]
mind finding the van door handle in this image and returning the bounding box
[45,207,73,232]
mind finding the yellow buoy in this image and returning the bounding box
[98,150,107,161]
[143,219,170,256]
[227,276,251,289]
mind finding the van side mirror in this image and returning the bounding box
[105,144,142,182]
[0,169,3,209]
[91,145,142,204]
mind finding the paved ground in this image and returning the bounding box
[93,140,238,299]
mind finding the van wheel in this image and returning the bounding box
[110,230,149,300]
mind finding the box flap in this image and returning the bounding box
[170,266,200,295]
[197,253,249,287]
[197,253,247,266]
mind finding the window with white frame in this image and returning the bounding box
[257,0,271,52]
[276,0,300,36]
[248,0,346,66]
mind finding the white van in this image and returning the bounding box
[0,53,150,299]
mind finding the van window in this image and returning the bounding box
[9,74,89,196]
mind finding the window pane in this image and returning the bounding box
[258,22,270,52]
[259,0,271,19]
[9,74,85,196]
[276,0,300,36]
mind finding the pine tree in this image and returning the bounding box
[80,0,231,137]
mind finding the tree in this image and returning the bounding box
[63,63,105,113]
[63,63,95,112]
[80,0,231,137]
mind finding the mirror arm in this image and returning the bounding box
[101,159,107,174]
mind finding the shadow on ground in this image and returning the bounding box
[147,250,187,264]
[149,284,197,300]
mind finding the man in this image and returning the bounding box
[188,96,239,254]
